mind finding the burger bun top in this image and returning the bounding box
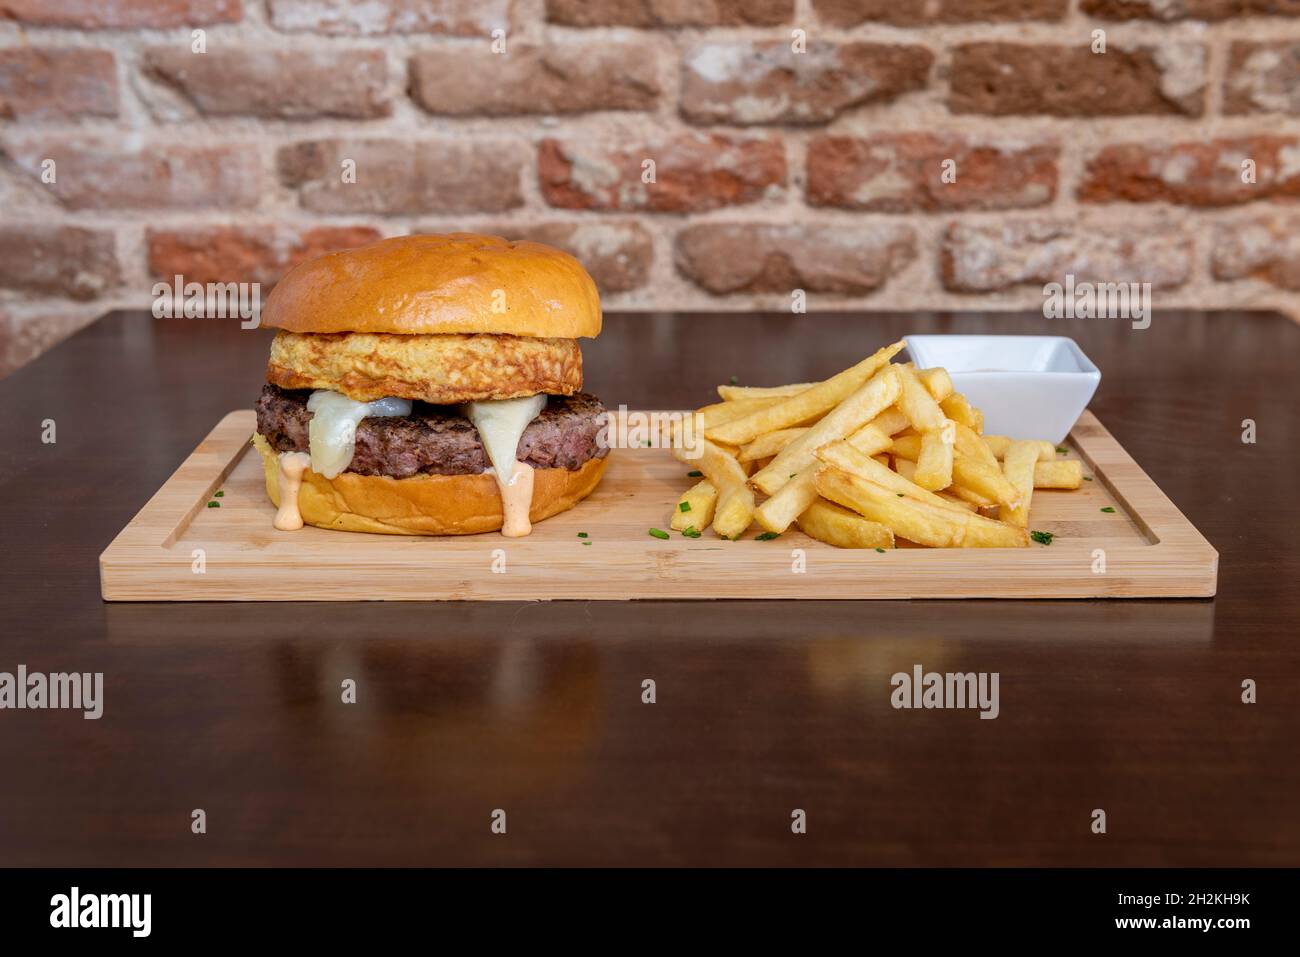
[261,233,602,339]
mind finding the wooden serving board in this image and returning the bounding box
[100,410,1216,601]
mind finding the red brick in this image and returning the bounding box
[807,134,1057,212]
[941,220,1192,292]
[0,49,117,121]
[1,0,240,28]
[411,43,657,117]
[1080,0,1300,20]
[144,48,390,119]
[680,41,931,126]
[0,308,98,378]
[950,42,1205,117]
[1225,41,1300,115]
[0,225,120,299]
[148,226,384,287]
[539,135,785,213]
[547,0,792,27]
[1078,137,1300,206]
[1,138,261,210]
[268,0,506,35]
[476,222,654,294]
[278,139,526,214]
[814,0,1065,26]
[676,223,915,295]
[1212,217,1300,290]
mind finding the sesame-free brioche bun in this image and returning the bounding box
[253,434,608,536]
[261,233,602,339]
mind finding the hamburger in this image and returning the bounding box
[252,233,609,537]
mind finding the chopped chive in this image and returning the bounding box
[687,469,703,477]
[729,376,738,385]
[897,493,904,497]
[679,501,691,513]
[1056,446,1068,454]
[682,526,702,539]
[1083,476,1093,481]
[1100,506,1115,513]
[1030,530,1054,546]
[577,532,588,538]
[213,490,224,498]
[874,547,886,553]
[648,528,670,540]
[789,473,796,478]
[755,531,779,541]
[582,540,592,546]
[206,501,220,508]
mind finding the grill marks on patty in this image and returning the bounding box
[255,384,608,479]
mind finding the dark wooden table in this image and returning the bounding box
[1,310,1296,867]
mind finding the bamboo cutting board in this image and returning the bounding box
[99,409,1217,601]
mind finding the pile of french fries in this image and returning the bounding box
[668,340,1083,548]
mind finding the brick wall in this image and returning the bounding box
[2,0,1299,374]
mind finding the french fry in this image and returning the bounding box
[868,406,910,436]
[671,480,716,531]
[940,393,981,433]
[913,421,956,491]
[983,435,1057,462]
[796,499,895,550]
[706,341,903,446]
[889,433,921,461]
[936,491,979,512]
[750,365,901,496]
[717,382,815,401]
[1034,459,1083,489]
[952,421,998,467]
[738,427,808,463]
[672,434,747,490]
[947,483,995,509]
[813,465,1028,548]
[752,422,894,533]
[696,396,784,429]
[916,367,954,403]
[896,364,946,433]
[814,440,971,515]
[713,483,756,539]
[952,453,1021,508]
[899,458,979,509]
[982,434,1013,458]
[999,440,1039,528]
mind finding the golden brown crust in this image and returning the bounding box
[261,233,602,339]
[266,330,583,403]
[254,433,608,536]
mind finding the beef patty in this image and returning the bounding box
[255,384,608,479]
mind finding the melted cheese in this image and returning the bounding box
[306,390,411,479]
[461,394,546,537]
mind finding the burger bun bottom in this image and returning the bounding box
[253,433,608,536]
